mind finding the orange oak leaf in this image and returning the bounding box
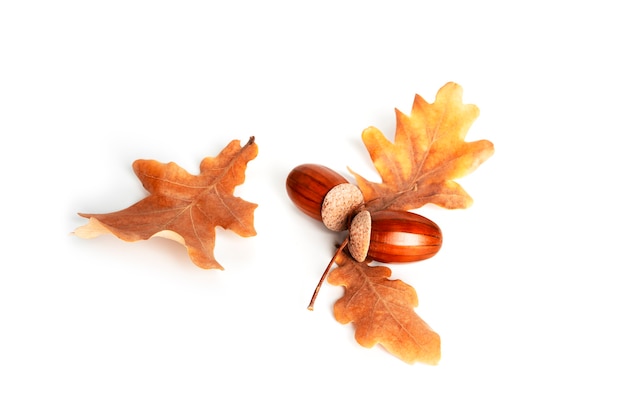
[74,137,258,270]
[328,250,441,365]
[350,82,494,211]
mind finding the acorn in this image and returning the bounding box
[348,210,442,263]
[286,164,364,231]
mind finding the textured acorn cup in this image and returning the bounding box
[348,210,372,262]
[321,183,364,231]
[348,210,443,263]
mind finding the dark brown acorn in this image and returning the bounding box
[286,164,364,231]
[348,210,442,263]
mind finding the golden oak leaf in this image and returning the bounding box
[350,82,494,211]
[328,250,441,365]
[74,137,258,270]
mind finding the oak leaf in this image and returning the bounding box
[74,137,258,270]
[328,251,440,365]
[350,82,494,212]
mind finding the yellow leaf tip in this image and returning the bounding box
[73,217,112,239]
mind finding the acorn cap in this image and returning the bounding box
[321,183,364,231]
[348,210,371,262]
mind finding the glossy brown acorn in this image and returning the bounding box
[367,210,442,263]
[286,164,348,222]
[286,164,364,231]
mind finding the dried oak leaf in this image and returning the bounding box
[328,251,441,365]
[74,137,258,270]
[350,82,494,212]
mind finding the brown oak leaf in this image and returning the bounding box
[74,137,258,270]
[350,82,494,212]
[328,250,441,365]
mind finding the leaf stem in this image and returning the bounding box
[307,237,349,311]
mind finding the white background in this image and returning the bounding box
[2,1,625,417]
